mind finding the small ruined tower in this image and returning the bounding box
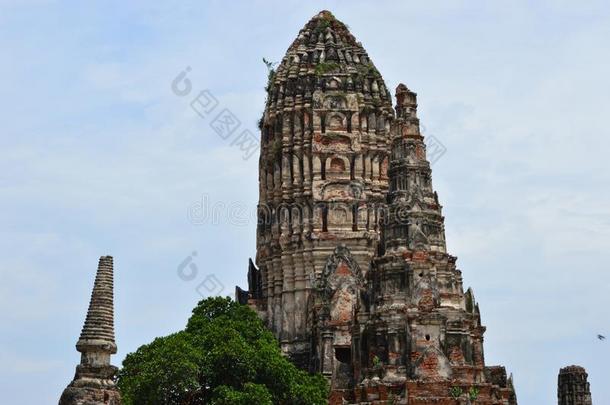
[558,365,593,405]
[59,256,122,405]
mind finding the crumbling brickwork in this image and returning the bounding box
[237,10,519,404]
[237,11,517,405]
[558,365,593,405]
[242,9,393,367]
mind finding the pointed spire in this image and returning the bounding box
[395,83,418,120]
[465,287,475,312]
[76,255,117,355]
[380,84,446,253]
[59,255,121,405]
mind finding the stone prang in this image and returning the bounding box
[237,10,519,404]
[59,256,121,405]
[558,365,593,405]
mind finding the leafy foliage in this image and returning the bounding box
[469,386,480,401]
[313,18,331,35]
[449,386,463,399]
[118,297,328,405]
[269,137,282,164]
[315,62,340,76]
[355,63,381,79]
[262,57,277,93]
[262,57,277,72]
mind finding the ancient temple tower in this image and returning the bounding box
[59,256,121,405]
[242,10,393,364]
[238,10,518,404]
[558,366,593,405]
[345,83,518,404]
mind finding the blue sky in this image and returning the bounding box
[1,1,609,403]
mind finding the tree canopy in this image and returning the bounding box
[117,297,328,405]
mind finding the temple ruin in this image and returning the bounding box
[558,365,593,405]
[237,10,518,404]
[55,9,599,405]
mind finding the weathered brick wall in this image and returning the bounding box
[558,365,593,405]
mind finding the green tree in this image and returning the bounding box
[117,297,328,405]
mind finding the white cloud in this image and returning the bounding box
[1,2,609,404]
